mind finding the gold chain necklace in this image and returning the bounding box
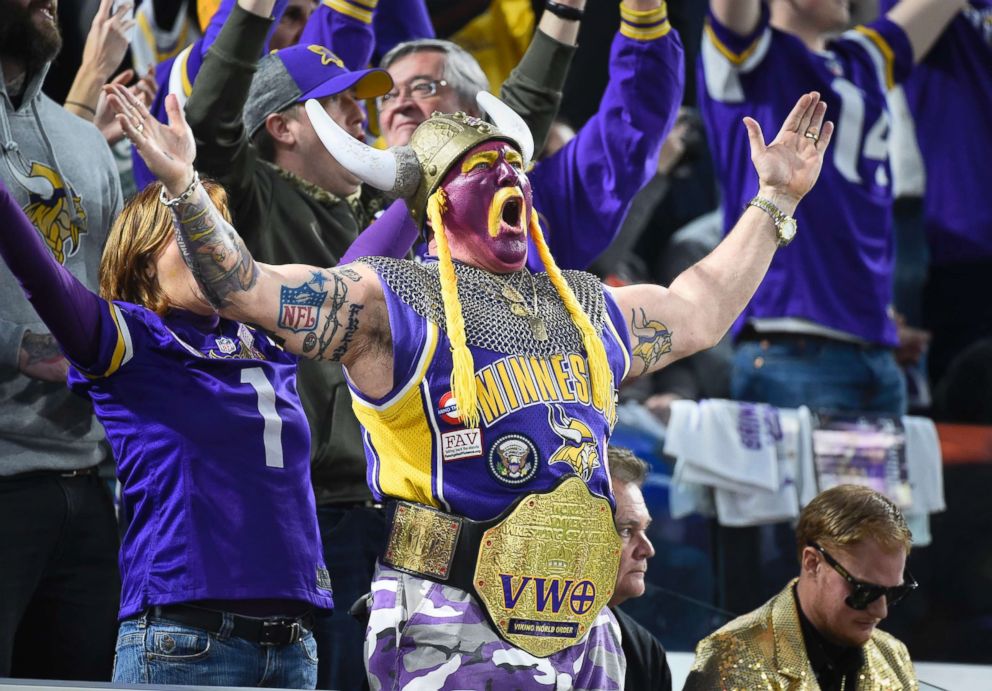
[481,269,549,341]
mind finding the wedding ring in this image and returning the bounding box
[804,130,819,142]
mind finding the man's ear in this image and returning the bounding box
[264,110,297,147]
[801,546,820,578]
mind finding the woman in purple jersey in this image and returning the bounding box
[0,180,331,688]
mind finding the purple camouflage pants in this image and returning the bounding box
[364,564,625,690]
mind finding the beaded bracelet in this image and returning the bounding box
[159,170,201,208]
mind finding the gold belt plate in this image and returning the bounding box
[383,503,462,580]
[473,476,621,657]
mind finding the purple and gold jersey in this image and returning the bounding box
[698,7,914,345]
[67,302,333,619]
[348,261,632,521]
[883,0,992,264]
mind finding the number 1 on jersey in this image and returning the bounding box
[242,367,285,468]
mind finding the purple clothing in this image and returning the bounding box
[528,28,684,271]
[699,7,914,346]
[365,565,625,690]
[882,0,992,264]
[0,180,331,621]
[339,199,418,264]
[68,304,332,619]
[350,260,632,521]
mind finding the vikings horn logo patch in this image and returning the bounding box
[9,160,87,265]
[488,434,539,485]
[547,404,601,482]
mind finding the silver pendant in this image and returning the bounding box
[530,317,549,341]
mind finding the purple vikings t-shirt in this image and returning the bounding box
[347,261,632,521]
[698,7,914,346]
[68,303,333,619]
[882,0,992,264]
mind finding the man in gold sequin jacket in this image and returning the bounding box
[685,485,918,691]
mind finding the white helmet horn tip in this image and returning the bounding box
[475,91,534,168]
[303,98,398,192]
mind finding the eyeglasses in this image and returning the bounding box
[378,79,449,109]
[809,542,918,611]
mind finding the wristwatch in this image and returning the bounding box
[748,196,797,247]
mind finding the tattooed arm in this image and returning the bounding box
[109,86,392,391]
[613,92,836,378]
[18,332,69,383]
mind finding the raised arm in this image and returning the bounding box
[885,0,967,63]
[110,87,390,378]
[710,0,762,37]
[614,92,833,377]
[0,180,106,378]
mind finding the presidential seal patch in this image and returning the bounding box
[488,434,539,485]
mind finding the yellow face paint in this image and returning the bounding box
[487,187,525,238]
[504,150,524,170]
[461,150,499,175]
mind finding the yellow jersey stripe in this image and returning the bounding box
[100,304,134,378]
[704,19,763,66]
[326,0,373,24]
[620,20,671,41]
[620,2,667,25]
[854,25,896,90]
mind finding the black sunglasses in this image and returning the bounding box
[809,542,918,611]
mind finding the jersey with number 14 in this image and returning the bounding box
[698,7,914,346]
[67,301,333,619]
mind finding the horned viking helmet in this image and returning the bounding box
[304,92,535,230]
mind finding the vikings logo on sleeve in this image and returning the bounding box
[547,404,601,482]
[8,160,86,264]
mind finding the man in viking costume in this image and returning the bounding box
[110,81,834,688]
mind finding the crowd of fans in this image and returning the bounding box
[0,0,987,688]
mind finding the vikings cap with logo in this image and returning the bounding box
[243,44,393,139]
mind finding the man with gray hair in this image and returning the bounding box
[607,446,673,691]
[377,0,685,272]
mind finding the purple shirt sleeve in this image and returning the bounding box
[299,1,374,69]
[0,180,108,370]
[371,0,434,63]
[339,198,419,264]
[526,28,685,271]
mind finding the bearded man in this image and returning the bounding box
[0,0,122,680]
[114,77,832,687]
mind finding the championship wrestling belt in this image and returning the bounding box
[381,475,621,657]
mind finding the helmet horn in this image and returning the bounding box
[475,91,534,168]
[304,99,419,196]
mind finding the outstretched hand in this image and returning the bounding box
[106,86,195,193]
[745,91,834,207]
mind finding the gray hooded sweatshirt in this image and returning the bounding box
[0,59,122,475]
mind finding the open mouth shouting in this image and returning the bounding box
[488,187,527,239]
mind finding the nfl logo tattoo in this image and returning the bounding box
[279,282,326,333]
[215,336,237,354]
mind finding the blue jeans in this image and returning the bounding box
[113,614,317,688]
[731,337,907,414]
[313,506,386,691]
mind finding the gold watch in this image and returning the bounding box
[748,196,797,247]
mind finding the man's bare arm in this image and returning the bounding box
[886,0,967,63]
[614,91,833,378]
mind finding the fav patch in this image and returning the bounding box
[437,391,461,425]
[488,434,539,485]
[441,428,483,461]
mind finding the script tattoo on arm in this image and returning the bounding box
[170,185,259,309]
[629,307,673,374]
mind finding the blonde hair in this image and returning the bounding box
[427,192,616,428]
[796,484,912,563]
[99,182,231,315]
